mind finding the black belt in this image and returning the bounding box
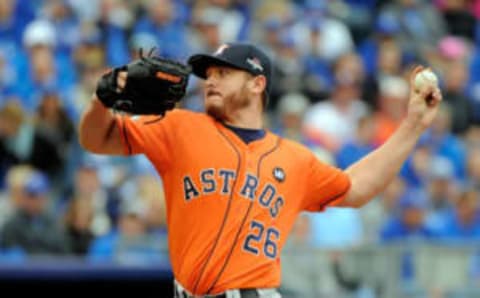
[173,280,280,298]
[174,288,260,298]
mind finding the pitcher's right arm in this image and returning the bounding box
[78,95,124,155]
[78,72,127,155]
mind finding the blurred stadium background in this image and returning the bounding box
[1,0,480,297]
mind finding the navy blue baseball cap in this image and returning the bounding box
[24,171,50,197]
[188,43,273,103]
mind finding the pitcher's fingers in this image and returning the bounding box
[431,88,442,105]
[426,88,441,106]
[409,65,425,86]
[117,71,127,89]
[419,81,434,98]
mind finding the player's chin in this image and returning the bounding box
[206,104,226,121]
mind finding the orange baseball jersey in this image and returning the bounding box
[116,109,351,295]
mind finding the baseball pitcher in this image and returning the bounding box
[79,43,441,297]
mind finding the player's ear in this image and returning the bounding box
[249,75,267,96]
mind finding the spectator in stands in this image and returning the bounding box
[133,0,188,60]
[73,25,105,72]
[0,170,70,255]
[423,103,467,181]
[0,164,32,230]
[441,58,473,134]
[302,46,334,101]
[291,0,354,63]
[273,92,310,143]
[17,19,76,111]
[380,188,436,242]
[67,0,101,24]
[0,48,19,97]
[0,101,24,186]
[360,176,407,243]
[254,15,285,60]
[378,0,447,59]
[144,196,167,236]
[425,156,457,232]
[0,0,33,52]
[98,0,133,66]
[268,32,311,110]
[382,177,408,215]
[402,103,464,188]
[381,185,439,291]
[64,196,94,256]
[438,189,480,240]
[188,6,224,54]
[71,27,107,115]
[191,1,247,45]
[372,76,409,145]
[303,53,368,152]
[363,40,405,106]
[29,90,75,183]
[66,161,112,238]
[274,92,334,164]
[437,0,476,41]
[1,94,75,190]
[359,11,402,79]
[299,16,335,100]
[328,0,374,45]
[335,115,376,170]
[431,36,471,100]
[131,169,167,235]
[402,136,444,190]
[4,100,61,184]
[42,0,81,56]
[88,198,168,265]
[466,147,480,191]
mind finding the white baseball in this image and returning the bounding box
[414,69,438,91]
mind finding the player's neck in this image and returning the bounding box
[224,108,263,129]
[224,117,263,129]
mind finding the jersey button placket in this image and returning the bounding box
[245,148,255,169]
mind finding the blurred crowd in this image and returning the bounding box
[1,0,480,283]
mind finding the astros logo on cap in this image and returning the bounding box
[246,57,264,72]
[214,44,229,56]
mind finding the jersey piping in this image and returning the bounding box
[120,115,132,155]
[205,136,281,294]
[192,126,242,294]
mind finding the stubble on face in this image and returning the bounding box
[206,101,225,120]
[205,80,251,121]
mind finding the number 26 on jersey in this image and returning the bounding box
[243,220,280,259]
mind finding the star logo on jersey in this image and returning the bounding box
[246,57,264,72]
[214,44,229,56]
[273,167,285,182]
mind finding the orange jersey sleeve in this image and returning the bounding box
[116,110,184,173]
[302,149,351,212]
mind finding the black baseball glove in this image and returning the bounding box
[96,50,191,115]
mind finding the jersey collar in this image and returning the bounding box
[214,120,277,152]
